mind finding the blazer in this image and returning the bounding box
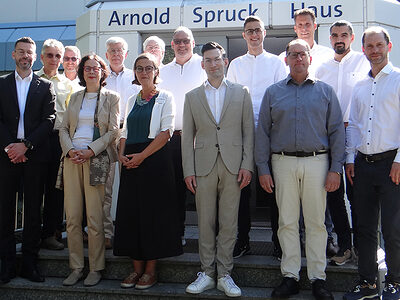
[0,72,56,163]
[59,88,119,163]
[182,80,254,177]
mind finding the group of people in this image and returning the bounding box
[0,7,399,300]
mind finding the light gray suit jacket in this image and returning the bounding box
[59,88,119,162]
[182,80,254,178]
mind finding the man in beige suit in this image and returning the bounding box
[182,42,254,298]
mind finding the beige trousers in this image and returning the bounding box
[271,153,328,281]
[195,154,241,278]
[64,158,105,271]
[103,161,116,239]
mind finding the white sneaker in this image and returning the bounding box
[186,272,215,294]
[217,274,241,297]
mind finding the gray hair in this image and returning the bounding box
[65,45,81,59]
[41,39,65,56]
[173,26,194,41]
[143,36,166,52]
[106,36,128,51]
[285,38,311,55]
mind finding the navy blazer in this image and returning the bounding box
[0,71,56,163]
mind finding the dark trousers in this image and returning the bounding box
[0,157,46,267]
[42,131,64,239]
[170,134,186,236]
[353,154,400,284]
[327,175,352,253]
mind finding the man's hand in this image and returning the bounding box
[325,171,341,192]
[238,169,252,189]
[345,163,355,186]
[259,174,274,193]
[184,175,197,194]
[389,162,400,185]
[6,143,28,163]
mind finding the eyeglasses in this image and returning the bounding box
[108,48,125,55]
[83,66,101,73]
[135,66,155,73]
[63,56,78,62]
[244,28,263,35]
[45,53,62,59]
[287,51,309,59]
[173,39,191,45]
[146,45,161,51]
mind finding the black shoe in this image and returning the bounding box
[343,280,379,300]
[272,246,282,261]
[20,265,45,282]
[271,277,300,298]
[0,259,16,284]
[382,281,400,300]
[312,279,333,300]
[233,242,250,258]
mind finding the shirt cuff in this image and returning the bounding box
[346,153,355,164]
[394,151,400,163]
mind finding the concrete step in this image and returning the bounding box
[31,243,357,292]
[0,277,345,300]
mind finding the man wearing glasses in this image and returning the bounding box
[62,45,82,90]
[158,26,207,246]
[36,39,73,251]
[256,39,344,300]
[227,15,286,259]
[143,36,166,68]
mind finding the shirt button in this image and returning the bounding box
[367,143,370,145]
[215,144,219,147]
[369,118,372,120]
[372,93,374,96]
[217,127,220,130]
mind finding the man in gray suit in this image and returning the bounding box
[182,42,254,298]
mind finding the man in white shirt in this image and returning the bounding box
[158,26,207,245]
[183,42,254,298]
[36,39,73,251]
[316,20,370,266]
[143,36,165,68]
[279,8,333,77]
[344,26,400,300]
[227,15,286,259]
[104,37,139,249]
[62,45,82,90]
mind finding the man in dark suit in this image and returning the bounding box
[0,37,56,284]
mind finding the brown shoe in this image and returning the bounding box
[105,238,112,249]
[120,272,141,288]
[136,273,157,290]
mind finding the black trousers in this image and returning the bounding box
[327,174,352,253]
[353,154,400,284]
[42,131,64,239]
[169,134,186,236]
[0,157,46,267]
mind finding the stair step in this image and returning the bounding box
[0,277,345,300]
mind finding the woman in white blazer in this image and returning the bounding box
[113,53,183,290]
[59,54,119,287]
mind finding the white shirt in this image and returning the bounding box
[315,50,370,122]
[346,63,400,163]
[106,66,140,123]
[279,41,334,77]
[158,53,207,130]
[15,71,33,139]
[72,93,97,150]
[227,50,286,126]
[204,78,227,124]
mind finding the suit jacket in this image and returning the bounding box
[59,88,119,163]
[182,80,254,177]
[0,72,56,163]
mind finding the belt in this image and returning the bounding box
[173,130,182,136]
[273,150,328,157]
[358,149,397,163]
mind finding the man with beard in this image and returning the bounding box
[0,37,56,283]
[344,26,400,300]
[316,20,370,267]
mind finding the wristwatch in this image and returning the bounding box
[22,139,34,150]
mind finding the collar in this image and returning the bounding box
[368,62,393,78]
[36,67,63,81]
[204,77,228,89]
[245,49,267,59]
[286,74,315,85]
[15,70,33,81]
[172,53,197,67]
[107,65,126,76]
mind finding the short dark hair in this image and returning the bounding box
[294,8,316,23]
[243,15,265,30]
[77,53,109,87]
[330,20,354,35]
[132,52,160,85]
[15,37,36,49]
[201,41,226,58]
[362,26,391,46]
